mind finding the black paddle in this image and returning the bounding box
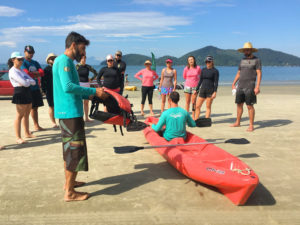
[114,138,250,154]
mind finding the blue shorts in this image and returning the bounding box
[161,86,173,95]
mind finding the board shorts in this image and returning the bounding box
[31,89,44,108]
[12,87,32,104]
[199,87,214,98]
[160,86,173,95]
[184,86,197,94]
[235,88,257,105]
[59,117,88,172]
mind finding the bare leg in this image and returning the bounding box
[64,162,89,202]
[247,105,255,132]
[49,106,58,127]
[83,100,92,122]
[31,107,45,131]
[167,94,171,109]
[161,94,166,113]
[195,97,205,120]
[15,105,27,144]
[141,104,145,116]
[205,97,213,118]
[191,92,197,120]
[24,104,35,138]
[230,103,244,127]
[149,104,154,116]
[185,93,191,112]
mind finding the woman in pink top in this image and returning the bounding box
[135,60,159,116]
[183,56,201,119]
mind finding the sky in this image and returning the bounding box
[0,0,300,64]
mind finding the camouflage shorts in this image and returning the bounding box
[59,117,88,172]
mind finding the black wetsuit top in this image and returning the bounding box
[97,66,122,89]
[76,64,98,82]
[113,59,126,87]
[41,65,53,95]
[196,67,219,92]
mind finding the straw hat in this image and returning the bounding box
[46,53,57,63]
[238,42,258,53]
[144,60,152,65]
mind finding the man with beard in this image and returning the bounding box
[53,31,108,201]
[113,50,126,95]
[230,42,262,132]
[21,45,45,132]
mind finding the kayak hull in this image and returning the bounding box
[143,117,259,205]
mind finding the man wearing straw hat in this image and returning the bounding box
[230,42,262,132]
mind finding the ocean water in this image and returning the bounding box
[1,64,300,86]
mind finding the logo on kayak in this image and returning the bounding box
[206,167,225,175]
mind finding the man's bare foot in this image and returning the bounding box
[247,126,254,132]
[85,119,93,123]
[141,111,145,116]
[64,181,86,190]
[64,191,89,202]
[16,138,28,144]
[230,123,240,127]
[25,133,36,138]
[34,126,46,131]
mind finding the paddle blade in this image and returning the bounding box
[114,146,144,154]
[225,138,250,144]
[195,118,212,127]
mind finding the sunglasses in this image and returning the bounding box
[206,61,212,63]
[107,59,113,62]
[16,58,24,61]
[116,54,121,57]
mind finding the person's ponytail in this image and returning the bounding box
[7,58,14,69]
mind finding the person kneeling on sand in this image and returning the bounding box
[150,91,196,141]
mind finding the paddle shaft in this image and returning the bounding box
[142,141,228,150]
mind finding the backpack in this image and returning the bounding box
[89,89,147,135]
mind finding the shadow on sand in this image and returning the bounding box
[253,119,292,130]
[87,162,186,196]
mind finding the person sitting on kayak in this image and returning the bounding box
[150,91,196,141]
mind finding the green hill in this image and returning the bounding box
[100,46,300,66]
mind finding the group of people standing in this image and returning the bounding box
[2,32,262,202]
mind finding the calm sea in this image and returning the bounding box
[1,64,300,86]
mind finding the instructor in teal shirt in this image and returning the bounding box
[151,91,196,141]
[53,31,107,202]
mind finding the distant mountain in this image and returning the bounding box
[100,46,300,66]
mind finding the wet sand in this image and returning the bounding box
[0,85,300,225]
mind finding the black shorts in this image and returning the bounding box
[46,92,54,107]
[12,87,32,104]
[235,88,257,105]
[199,88,214,98]
[31,89,44,108]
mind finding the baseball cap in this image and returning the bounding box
[205,56,214,62]
[10,51,24,59]
[24,45,35,54]
[115,50,122,56]
[106,54,114,61]
[166,58,173,63]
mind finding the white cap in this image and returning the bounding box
[106,54,114,61]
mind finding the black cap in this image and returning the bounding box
[205,55,214,62]
[24,45,35,54]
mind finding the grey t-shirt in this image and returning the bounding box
[238,56,262,89]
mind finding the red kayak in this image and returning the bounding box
[143,117,259,205]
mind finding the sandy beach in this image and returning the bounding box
[0,85,300,225]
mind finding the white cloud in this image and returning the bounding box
[0,6,24,17]
[0,11,191,47]
[0,41,16,47]
[132,0,213,6]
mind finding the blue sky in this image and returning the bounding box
[0,0,300,64]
